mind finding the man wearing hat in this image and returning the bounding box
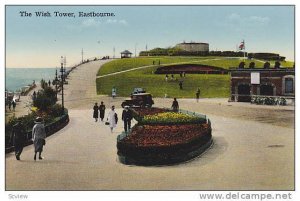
[10,121,27,160]
[32,117,46,161]
[122,106,133,133]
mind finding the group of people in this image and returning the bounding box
[93,103,133,133]
[93,101,106,122]
[10,116,46,161]
[7,99,17,111]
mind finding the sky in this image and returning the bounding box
[5,5,295,68]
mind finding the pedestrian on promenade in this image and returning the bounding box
[153,60,155,65]
[12,100,16,111]
[32,117,46,161]
[93,103,99,122]
[33,91,37,101]
[171,74,174,81]
[99,101,106,122]
[48,80,51,87]
[112,86,117,98]
[8,100,12,111]
[179,81,183,90]
[107,105,118,133]
[171,98,179,112]
[165,74,169,82]
[122,106,133,133]
[10,121,27,160]
[196,88,201,102]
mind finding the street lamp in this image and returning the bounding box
[60,56,65,113]
[55,68,58,100]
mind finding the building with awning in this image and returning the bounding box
[121,50,133,58]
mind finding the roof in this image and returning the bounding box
[177,42,209,45]
[121,50,132,54]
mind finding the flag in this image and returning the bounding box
[239,40,245,50]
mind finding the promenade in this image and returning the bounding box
[5,60,294,190]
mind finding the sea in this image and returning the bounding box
[5,68,69,92]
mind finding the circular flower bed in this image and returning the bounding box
[117,107,212,166]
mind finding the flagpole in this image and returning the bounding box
[243,40,246,62]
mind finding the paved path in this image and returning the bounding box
[5,60,294,190]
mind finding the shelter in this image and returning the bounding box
[121,50,133,58]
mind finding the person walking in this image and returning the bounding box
[12,100,16,111]
[107,105,118,132]
[8,100,12,111]
[196,88,201,102]
[171,98,179,112]
[165,74,169,82]
[179,81,183,90]
[93,103,99,122]
[112,86,117,98]
[99,101,106,122]
[32,117,46,161]
[10,121,27,160]
[122,106,133,133]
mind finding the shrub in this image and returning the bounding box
[33,86,57,111]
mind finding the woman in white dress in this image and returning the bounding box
[107,105,118,132]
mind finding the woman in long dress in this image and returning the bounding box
[107,105,117,132]
[32,117,46,161]
[93,103,99,122]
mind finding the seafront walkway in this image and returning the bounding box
[5,84,42,121]
[6,60,294,190]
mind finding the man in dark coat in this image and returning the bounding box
[99,101,106,122]
[171,98,179,112]
[10,122,27,160]
[122,106,133,132]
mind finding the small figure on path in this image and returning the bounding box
[112,86,117,98]
[8,100,12,111]
[158,60,161,65]
[171,74,174,81]
[196,88,201,102]
[33,91,37,101]
[122,106,133,133]
[165,74,169,82]
[12,100,16,111]
[153,60,155,65]
[179,81,183,90]
[171,98,179,112]
[99,101,106,122]
[10,121,27,160]
[32,117,46,161]
[48,80,51,87]
[183,72,186,77]
[107,105,118,133]
[93,103,99,122]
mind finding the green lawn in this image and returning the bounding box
[98,57,294,76]
[97,66,230,98]
[97,56,222,76]
[96,56,294,98]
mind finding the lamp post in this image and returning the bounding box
[60,56,65,113]
[55,68,58,100]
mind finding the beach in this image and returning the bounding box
[5,60,295,190]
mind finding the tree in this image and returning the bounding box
[33,86,57,111]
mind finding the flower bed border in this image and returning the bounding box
[5,113,69,154]
[117,108,212,166]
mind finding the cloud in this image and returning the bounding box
[105,19,128,25]
[82,19,101,27]
[227,13,270,25]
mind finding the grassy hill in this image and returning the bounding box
[96,57,294,98]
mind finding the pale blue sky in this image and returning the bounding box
[6,5,294,67]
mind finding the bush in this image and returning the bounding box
[33,86,57,111]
